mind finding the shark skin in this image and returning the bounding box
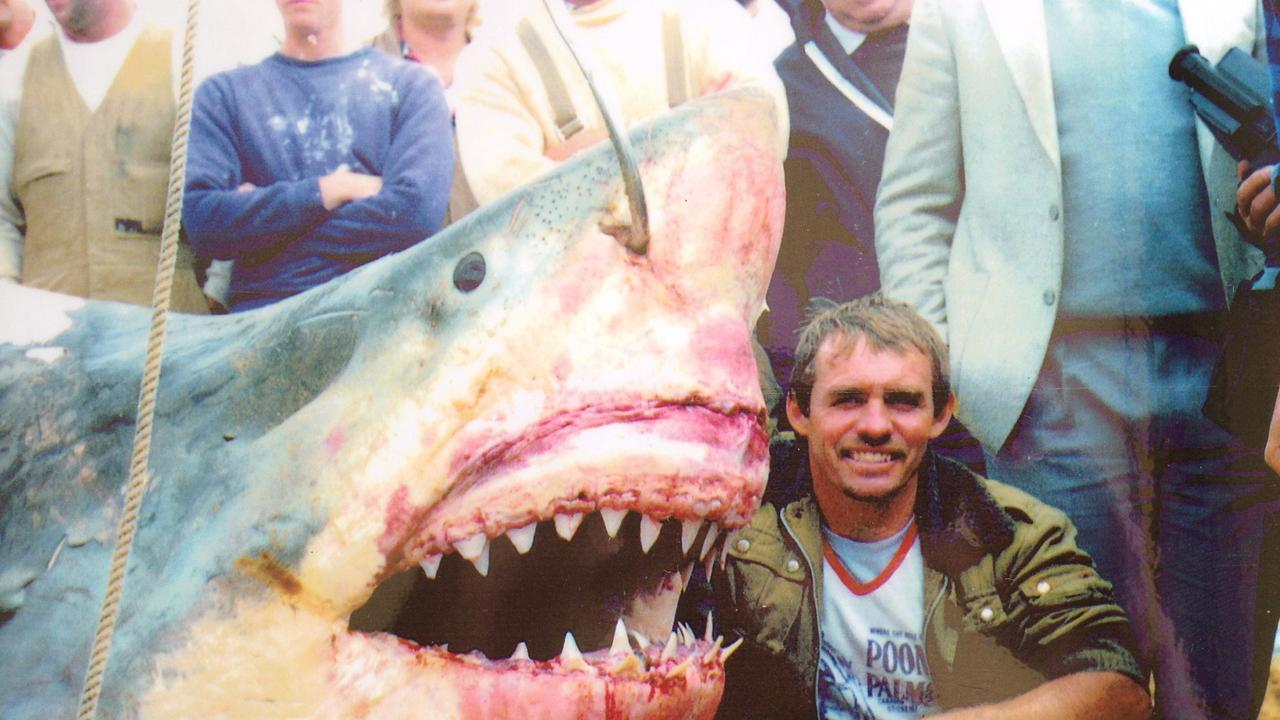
[0,87,783,719]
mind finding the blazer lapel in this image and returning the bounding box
[980,0,1059,169]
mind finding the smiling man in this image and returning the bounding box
[712,295,1150,719]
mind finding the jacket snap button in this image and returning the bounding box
[1042,289,1056,306]
[736,538,751,553]
[979,606,995,622]
[1049,204,1061,221]
[785,558,800,573]
[1036,580,1051,595]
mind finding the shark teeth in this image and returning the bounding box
[554,512,585,541]
[639,514,662,553]
[454,534,490,576]
[560,631,591,671]
[419,553,442,579]
[506,522,536,554]
[609,618,631,655]
[511,642,530,661]
[600,507,627,537]
[680,518,703,555]
[699,524,720,560]
[660,632,678,660]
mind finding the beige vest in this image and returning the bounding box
[14,26,206,313]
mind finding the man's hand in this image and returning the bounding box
[926,671,1149,720]
[1237,161,1280,237]
[318,168,383,211]
[1266,388,1280,475]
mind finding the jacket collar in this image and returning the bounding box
[789,0,893,112]
[782,450,1015,583]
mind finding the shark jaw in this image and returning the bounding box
[337,403,767,718]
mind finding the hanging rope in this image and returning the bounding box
[77,0,201,716]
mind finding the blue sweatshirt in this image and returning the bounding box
[183,47,454,311]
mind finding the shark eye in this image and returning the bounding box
[453,252,486,293]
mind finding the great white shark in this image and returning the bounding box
[0,87,783,718]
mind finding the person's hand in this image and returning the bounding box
[318,169,383,210]
[1265,387,1280,475]
[1237,161,1280,237]
[544,128,608,163]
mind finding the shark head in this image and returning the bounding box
[0,87,784,719]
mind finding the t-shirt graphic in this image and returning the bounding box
[817,520,937,719]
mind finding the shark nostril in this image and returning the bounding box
[453,252,486,293]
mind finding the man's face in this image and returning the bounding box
[0,0,14,31]
[822,0,912,34]
[787,334,952,508]
[275,0,341,36]
[400,0,470,23]
[46,0,98,34]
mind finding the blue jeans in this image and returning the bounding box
[985,320,1280,719]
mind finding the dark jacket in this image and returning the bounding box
[713,452,1145,718]
[758,0,904,384]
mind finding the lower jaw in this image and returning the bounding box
[329,631,727,720]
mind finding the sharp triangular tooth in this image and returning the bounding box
[630,629,650,649]
[560,631,591,670]
[681,519,703,555]
[609,618,630,655]
[419,553,442,579]
[600,508,627,538]
[511,642,530,661]
[506,523,536,554]
[680,623,695,645]
[455,533,487,560]
[661,632,678,660]
[665,655,694,679]
[705,549,716,581]
[721,637,744,664]
[703,636,724,663]
[467,540,490,576]
[699,524,720,560]
[610,652,645,677]
[704,612,714,642]
[554,512,584,541]
[720,530,738,569]
[679,562,694,590]
[639,515,662,553]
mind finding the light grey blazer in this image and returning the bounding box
[874,0,1266,450]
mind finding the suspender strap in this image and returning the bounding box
[517,17,584,140]
[662,9,687,108]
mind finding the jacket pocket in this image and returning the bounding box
[113,160,169,238]
[13,153,70,194]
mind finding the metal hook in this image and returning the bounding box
[542,0,650,255]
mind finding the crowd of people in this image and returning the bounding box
[4,0,1280,717]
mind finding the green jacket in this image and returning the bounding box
[713,452,1144,718]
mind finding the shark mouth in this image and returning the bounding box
[346,405,767,718]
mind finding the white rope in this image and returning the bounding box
[77,0,201,716]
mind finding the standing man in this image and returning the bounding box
[875,1,1277,717]
[758,0,910,388]
[714,296,1149,719]
[452,0,786,207]
[0,0,207,311]
[183,0,453,312]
